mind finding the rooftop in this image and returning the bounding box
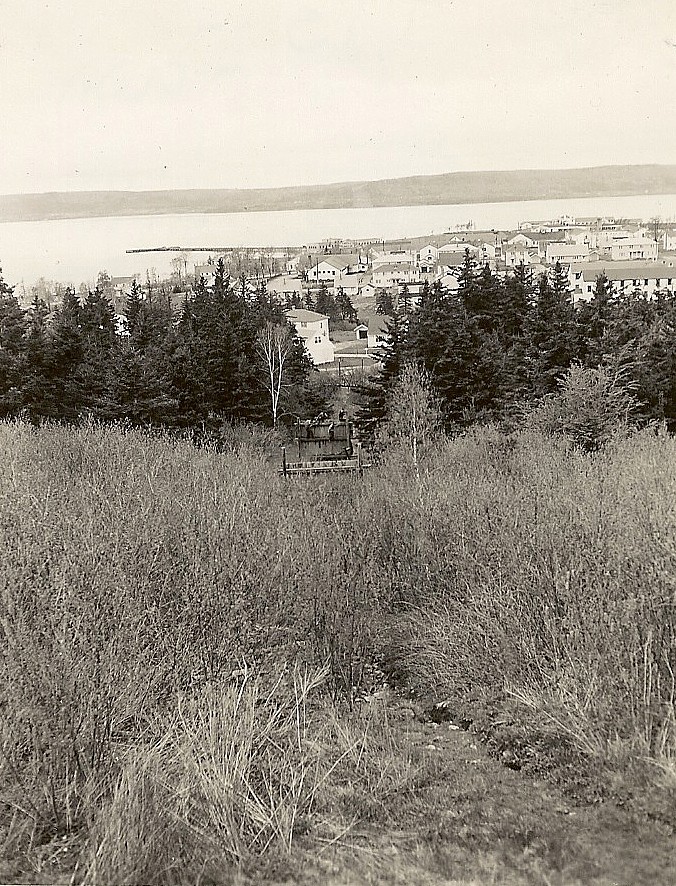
[286,308,328,322]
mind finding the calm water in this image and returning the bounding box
[2,192,676,288]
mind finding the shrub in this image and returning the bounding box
[523,363,642,450]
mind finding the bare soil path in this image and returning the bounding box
[286,691,676,886]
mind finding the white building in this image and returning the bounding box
[371,264,421,288]
[505,233,538,249]
[545,243,591,265]
[416,244,439,268]
[605,237,658,262]
[367,315,391,351]
[285,309,335,365]
[569,262,676,301]
[371,249,415,269]
[306,256,354,283]
[504,246,538,268]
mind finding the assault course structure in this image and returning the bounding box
[280,413,369,477]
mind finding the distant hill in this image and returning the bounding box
[2,164,676,222]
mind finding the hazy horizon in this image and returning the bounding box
[3,162,676,199]
[3,1,676,197]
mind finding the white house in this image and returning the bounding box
[504,246,538,268]
[285,309,335,365]
[478,241,498,262]
[506,233,538,249]
[569,262,676,301]
[371,264,421,288]
[371,249,415,269]
[285,253,306,274]
[604,237,658,262]
[306,256,353,283]
[367,315,391,351]
[335,275,362,298]
[545,243,591,265]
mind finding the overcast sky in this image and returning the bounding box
[2,0,676,195]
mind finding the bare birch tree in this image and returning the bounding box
[375,362,442,479]
[255,322,294,427]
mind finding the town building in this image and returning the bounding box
[367,315,391,352]
[285,308,336,365]
[569,261,676,301]
[307,255,361,284]
[371,249,415,269]
[545,243,591,265]
[371,264,421,288]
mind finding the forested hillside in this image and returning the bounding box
[2,255,676,441]
[2,163,676,221]
[359,257,676,443]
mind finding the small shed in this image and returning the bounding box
[354,323,368,340]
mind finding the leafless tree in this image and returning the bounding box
[255,322,294,427]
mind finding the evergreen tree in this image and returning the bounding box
[104,344,179,425]
[78,288,119,415]
[375,289,395,316]
[578,272,616,366]
[315,283,337,320]
[124,278,144,335]
[46,288,86,419]
[22,296,55,419]
[335,287,357,322]
[355,312,406,444]
[0,270,26,417]
[526,264,579,396]
[399,283,411,316]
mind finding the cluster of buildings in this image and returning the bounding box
[79,215,676,370]
[277,215,676,366]
[266,216,676,310]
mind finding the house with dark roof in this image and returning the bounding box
[367,315,391,352]
[306,254,363,283]
[569,261,676,301]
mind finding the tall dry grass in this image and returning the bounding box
[373,425,676,768]
[0,418,675,878]
[0,420,390,878]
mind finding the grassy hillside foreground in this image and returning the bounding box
[0,421,675,884]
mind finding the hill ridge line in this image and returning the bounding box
[2,163,676,222]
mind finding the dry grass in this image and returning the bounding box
[375,425,676,789]
[0,418,675,881]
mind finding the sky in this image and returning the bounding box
[2,0,676,195]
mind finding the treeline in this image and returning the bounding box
[360,254,676,438]
[0,260,327,431]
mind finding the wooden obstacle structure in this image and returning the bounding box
[280,415,370,477]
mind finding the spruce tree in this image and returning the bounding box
[22,296,55,419]
[578,272,615,366]
[0,270,26,417]
[355,312,406,444]
[526,264,579,396]
[47,288,86,419]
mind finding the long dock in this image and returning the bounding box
[126,247,234,253]
[126,245,299,254]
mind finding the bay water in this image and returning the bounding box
[2,192,676,290]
